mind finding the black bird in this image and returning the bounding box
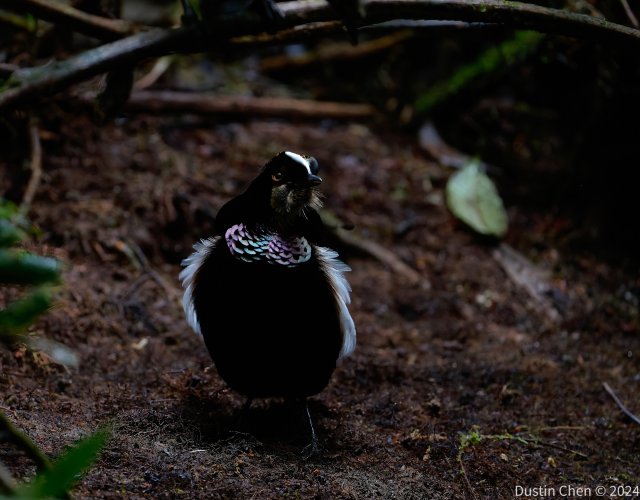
[180,151,356,452]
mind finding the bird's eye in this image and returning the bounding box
[272,171,283,182]
[309,157,319,175]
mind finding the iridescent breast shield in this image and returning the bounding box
[224,223,311,267]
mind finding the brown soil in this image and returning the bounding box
[1,115,639,499]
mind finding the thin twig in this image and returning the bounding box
[114,239,179,298]
[120,91,376,120]
[363,0,640,44]
[321,210,428,287]
[362,19,490,30]
[19,120,42,216]
[0,26,195,110]
[260,30,413,72]
[0,0,137,39]
[492,432,588,459]
[134,56,173,90]
[536,425,587,432]
[603,382,640,426]
[231,20,344,46]
[531,439,589,459]
[0,411,53,472]
[620,0,639,28]
[457,451,478,500]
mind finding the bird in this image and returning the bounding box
[180,151,356,453]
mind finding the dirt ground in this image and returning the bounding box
[1,114,639,499]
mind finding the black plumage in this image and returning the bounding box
[180,151,355,449]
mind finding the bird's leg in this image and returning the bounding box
[231,396,253,432]
[239,396,253,423]
[301,399,320,458]
[226,397,263,445]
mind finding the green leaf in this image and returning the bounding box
[0,250,60,285]
[446,161,508,237]
[0,220,25,247]
[0,288,52,335]
[0,198,18,220]
[13,429,108,499]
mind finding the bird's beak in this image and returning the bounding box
[305,174,322,186]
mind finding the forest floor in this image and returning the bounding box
[1,114,639,499]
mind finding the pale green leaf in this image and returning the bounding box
[446,161,508,237]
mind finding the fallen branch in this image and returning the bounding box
[134,56,173,90]
[0,0,137,40]
[113,238,177,298]
[419,121,499,172]
[19,121,42,216]
[2,0,640,111]
[362,20,490,30]
[230,19,486,48]
[532,439,589,459]
[260,30,413,72]
[0,27,196,110]
[363,0,640,45]
[120,90,376,121]
[603,382,640,426]
[492,243,561,323]
[231,20,344,46]
[321,211,428,287]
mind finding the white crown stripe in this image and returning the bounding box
[284,151,311,175]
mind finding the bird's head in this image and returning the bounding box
[256,151,323,220]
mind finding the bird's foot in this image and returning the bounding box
[301,435,321,459]
[231,396,253,431]
[300,399,321,459]
[223,430,263,448]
